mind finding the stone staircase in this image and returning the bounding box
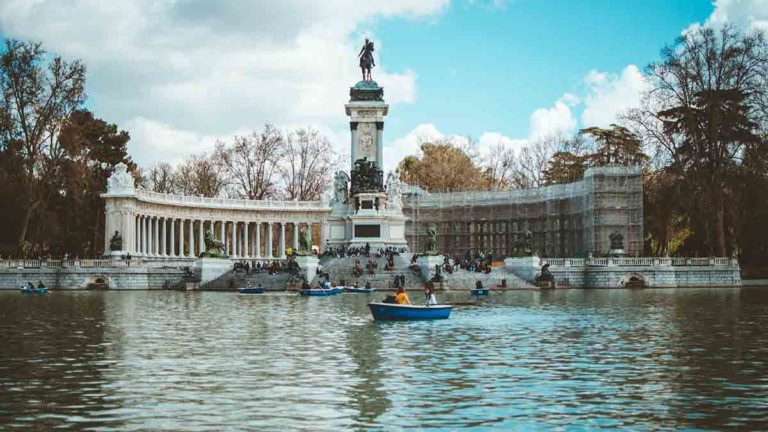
[318,254,424,291]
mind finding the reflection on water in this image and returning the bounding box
[1,288,768,430]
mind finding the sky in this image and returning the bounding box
[1,0,767,173]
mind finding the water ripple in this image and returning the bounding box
[1,288,768,430]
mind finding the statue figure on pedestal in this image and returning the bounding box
[106,162,135,194]
[109,230,122,251]
[297,227,311,255]
[358,39,375,81]
[512,230,533,257]
[386,170,404,211]
[609,231,624,251]
[333,171,349,204]
[425,224,438,255]
[200,229,225,258]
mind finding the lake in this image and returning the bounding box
[1,288,767,431]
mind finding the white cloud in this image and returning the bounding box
[0,0,447,166]
[701,0,768,32]
[528,94,579,140]
[383,123,444,173]
[580,64,649,128]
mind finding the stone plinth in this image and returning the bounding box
[195,258,231,286]
[295,255,320,282]
[416,254,445,284]
[504,256,541,283]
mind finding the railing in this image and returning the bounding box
[535,257,738,268]
[0,259,196,269]
[134,189,330,211]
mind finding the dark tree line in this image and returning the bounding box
[0,39,133,258]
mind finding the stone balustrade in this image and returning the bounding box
[539,256,738,267]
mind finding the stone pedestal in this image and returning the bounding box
[295,255,320,282]
[195,258,231,287]
[504,255,541,283]
[416,254,445,284]
[105,251,124,260]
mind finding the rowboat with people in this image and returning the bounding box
[368,302,452,320]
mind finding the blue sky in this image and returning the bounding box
[376,0,711,142]
[0,0,763,172]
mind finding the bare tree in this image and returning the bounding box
[175,143,228,197]
[223,124,284,199]
[146,162,176,194]
[280,127,337,201]
[483,141,516,191]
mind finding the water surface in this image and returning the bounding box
[1,288,767,431]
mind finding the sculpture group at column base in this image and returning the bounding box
[416,254,445,284]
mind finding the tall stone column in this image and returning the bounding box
[255,222,261,258]
[146,217,152,256]
[219,221,225,246]
[278,223,285,258]
[198,220,204,256]
[136,216,142,256]
[154,217,160,256]
[307,223,313,251]
[161,218,166,257]
[321,222,329,253]
[179,219,185,258]
[266,222,273,258]
[293,223,299,251]
[144,216,149,256]
[188,219,194,258]
[170,219,176,257]
[230,221,237,257]
[244,223,250,258]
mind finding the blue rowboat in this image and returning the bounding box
[299,287,343,296]
[470,289,489,296]
[20,287,48,295]
[344,287,375,294]
[239,287,265,294]
[368,302,452,321]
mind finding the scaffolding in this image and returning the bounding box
[402,166,643,258]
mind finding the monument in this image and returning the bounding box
[195,228,230,289]
[324,39,408,251]
[294,226,319,282]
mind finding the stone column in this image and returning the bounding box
[155,217,160,256]
[244,222,250,258]
[255,222,261,258]
[197,219,205,253]
[170,219,176,257]
[231,221,237,257]
[219,221,225,246]
[279,223,286,258]
[179,219,185,258]
[136,216,142,256]
[161,218,166,257]
[376,121,384,170]
[307,223,313,252]
[266,222,273,258]
[188,219,194,258]
[321,222,329,253]
[293,223,299,251]
[144,216,150,256]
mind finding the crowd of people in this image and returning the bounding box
[233,260,297,275]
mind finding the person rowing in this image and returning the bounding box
[395,287,411,305]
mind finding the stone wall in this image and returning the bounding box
[0,267,185,290]
[505,257,742,288]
